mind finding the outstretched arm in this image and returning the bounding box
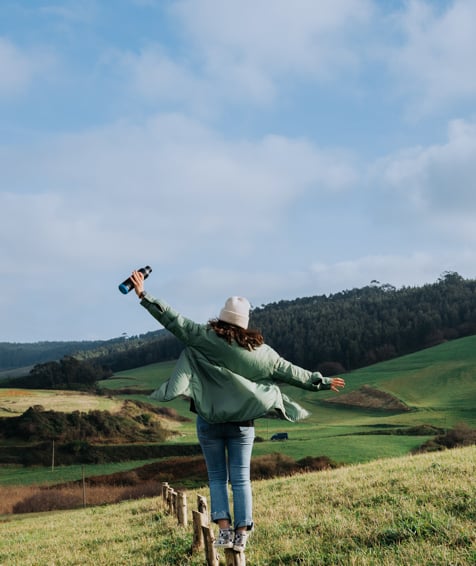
[272,354,345,392]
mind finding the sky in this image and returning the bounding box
[1,0,476,343]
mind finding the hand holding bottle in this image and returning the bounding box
[118,266,152,295]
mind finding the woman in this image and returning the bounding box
[128,271,345,552]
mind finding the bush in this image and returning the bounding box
[297,455,336,472]
[251,453,301,479]
[413,422,476,453]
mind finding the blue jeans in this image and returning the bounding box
[196,415,255,530]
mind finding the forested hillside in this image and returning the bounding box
[97,271,476,374]
[2,272,475,377]
[0,330,166,372]
[253,271,476,371]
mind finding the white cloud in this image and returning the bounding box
[0,37,53,96]
[2,1,476,342]
[388,0,476,113]
[0,113,357,281]
[116,0,374,109]
[118,45,209,107]
[373,118,476,217]
[173,0,373,76]
[368,118,476,248]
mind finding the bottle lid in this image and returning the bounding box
[118,283,131,294]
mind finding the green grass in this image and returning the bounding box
[100,335,476,425]
[96,334,476,464]
[0,460,166,487]
[1,335,475,487]
[101,360,177,391]
[0,446,474,565]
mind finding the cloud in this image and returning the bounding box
[117,46,209,110]
[372,118,476,232]
[388,0,476,114]
[0,37,54,96]
[0,113,357,277]
[173,0,373,75]
[116,0,374,110]
[1,108,474,340]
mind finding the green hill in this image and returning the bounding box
[95,335,476,466]
[100,334,476,428]
[2,274,475,380]
[0,335,474,472]
[1,446,474,565]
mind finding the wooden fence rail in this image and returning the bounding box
[161,482,246,566]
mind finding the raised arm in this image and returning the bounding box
[129,270,203,345]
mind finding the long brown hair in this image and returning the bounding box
[208,319,264,350]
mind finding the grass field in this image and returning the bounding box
[97,334,476,463]
[0,445,474,565]
[0,335,474,490]
[0,460,166,487]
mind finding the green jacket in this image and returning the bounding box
[141,293,333,423]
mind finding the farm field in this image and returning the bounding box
[0,445,474,565]
[0,335,474,496]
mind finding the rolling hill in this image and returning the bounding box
[99,334,476,429]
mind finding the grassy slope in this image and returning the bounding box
[97,334,476,464]
[1,335,474,485]
[0,446,474,566]
[100,335,476,420]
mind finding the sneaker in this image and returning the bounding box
[233,530,249,552]
[214,528,234,549]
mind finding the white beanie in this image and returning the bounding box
[219,296,251,329]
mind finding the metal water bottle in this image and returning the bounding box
[118,266,152,294]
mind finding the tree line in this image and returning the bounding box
[1,272,475,389]
[97,271,475,375]
[252,271,476,372]
[4,357,111,391]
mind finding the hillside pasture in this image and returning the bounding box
[0,335,474,510]
[100,336,476,428]
[0,446,474,565]
[95,335,476,462]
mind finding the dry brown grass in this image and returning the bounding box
[0,482,161,515]
[0,389,121,417]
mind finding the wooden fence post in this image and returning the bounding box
[202,525,219,566]
[192,494,210,554]
[197,494,208,517]
[161,482,169,504]
[164,488,245,564]
[224,548,246,566]
[171,489,177,516]
[192,510,205,552]
[167,488,177,515]
[177,491,188,526]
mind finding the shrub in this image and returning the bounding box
[413,422,476,453]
